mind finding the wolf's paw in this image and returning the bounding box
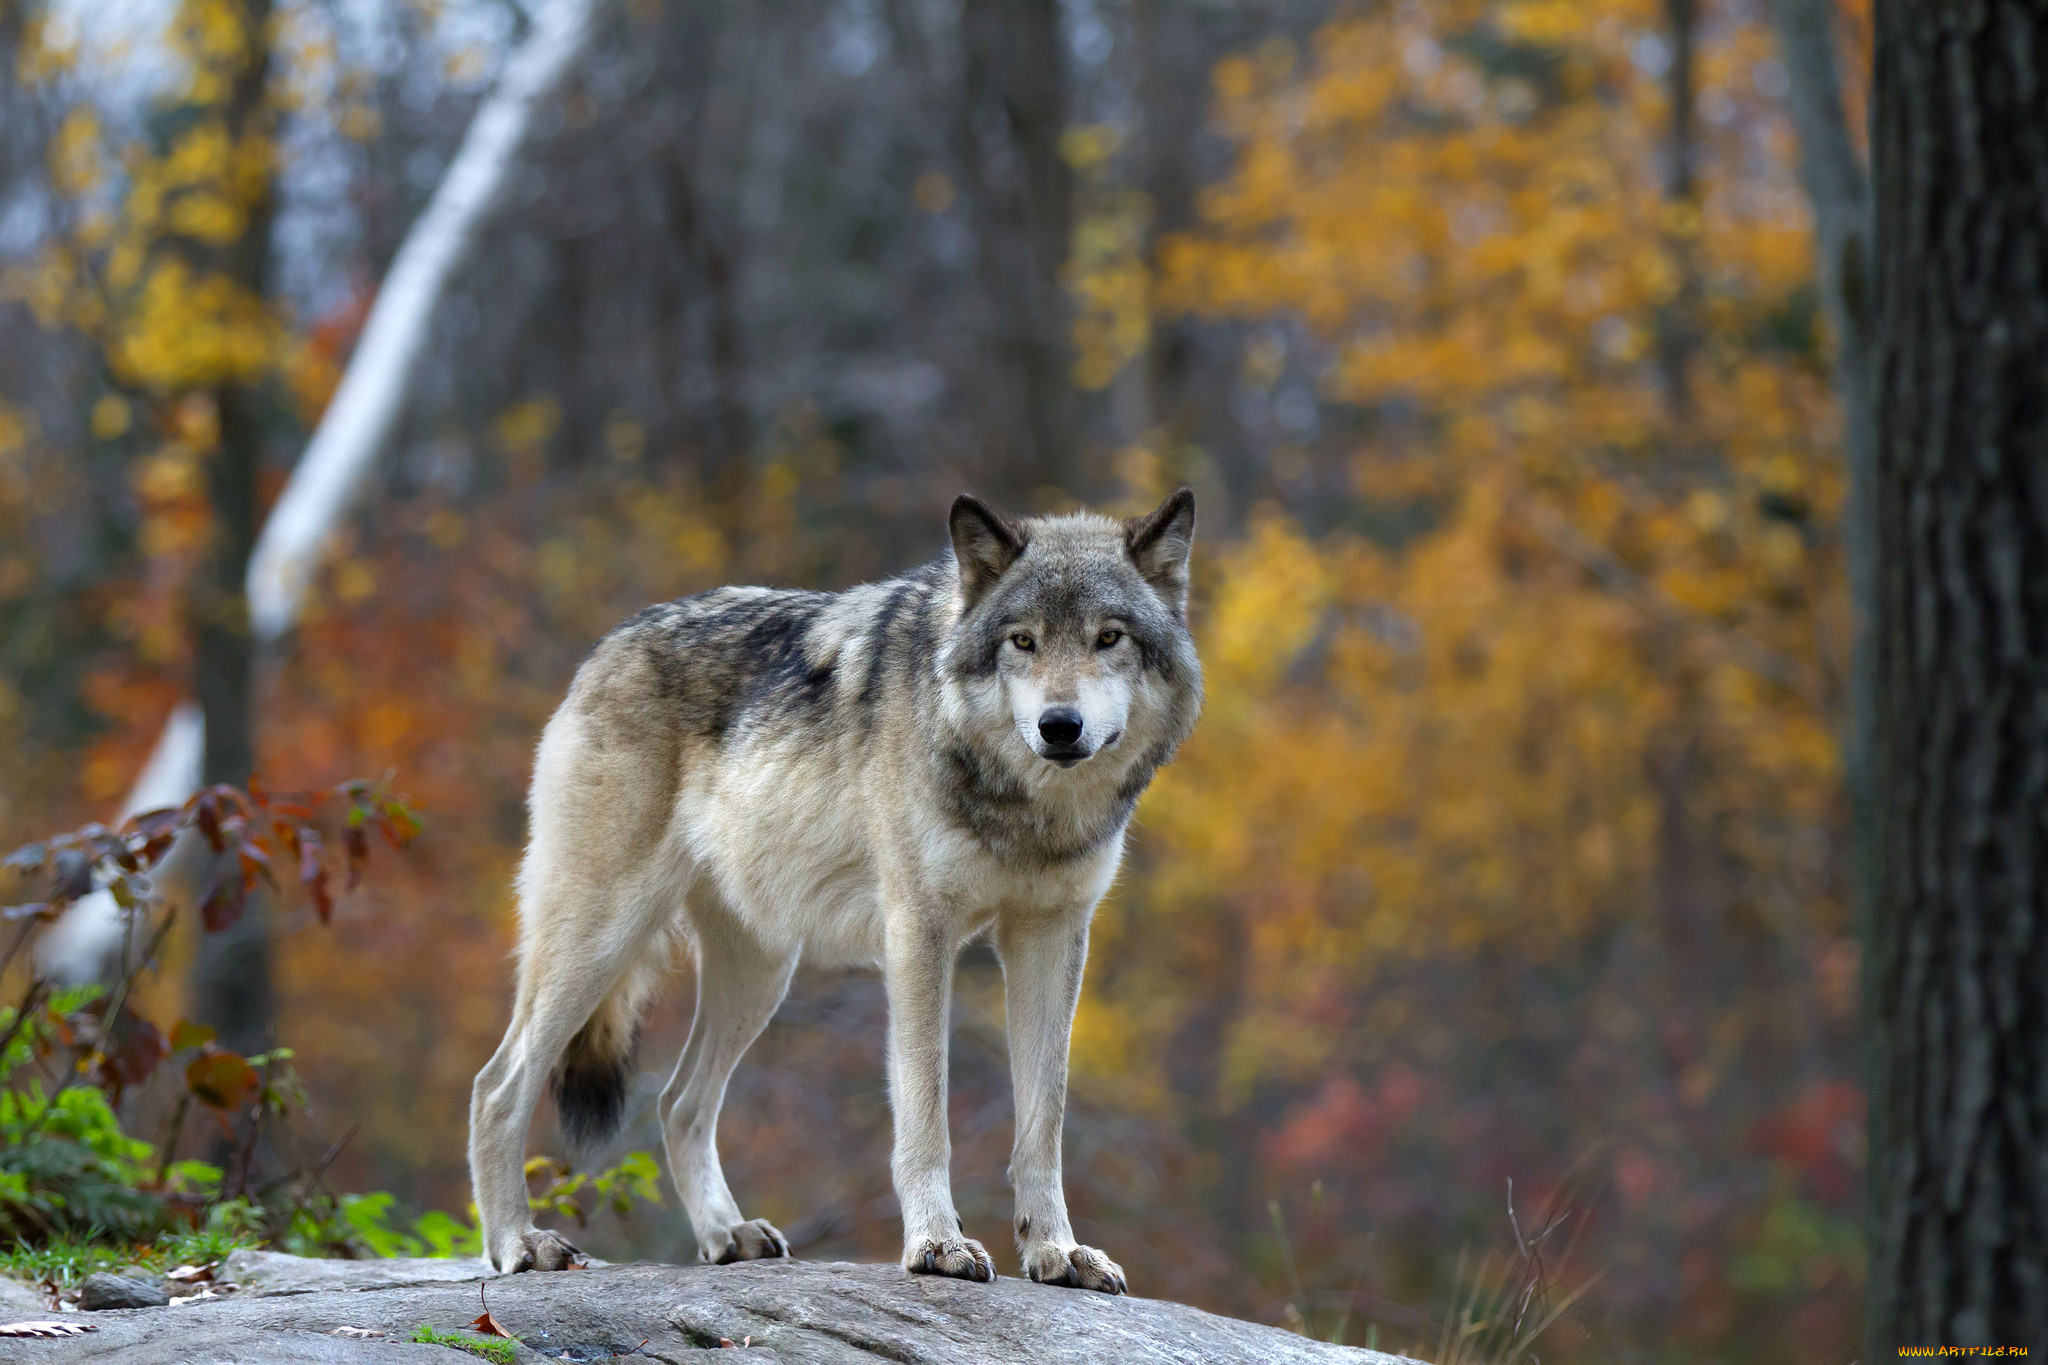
[703,1218,791,1264]
[904,1235,996,1283]
[494,1227,585,1273]
[1023,1242,1127,1295]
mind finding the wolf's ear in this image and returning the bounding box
[949,494,1027,609]
[1125,487,1196,616]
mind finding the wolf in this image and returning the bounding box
[466,489,1202,1293]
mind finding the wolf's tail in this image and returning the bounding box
[548,959,661,1150]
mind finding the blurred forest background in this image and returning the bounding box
[0,0,1870,1359]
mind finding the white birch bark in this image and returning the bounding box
[38,0,605,983]
[246,0,604,639]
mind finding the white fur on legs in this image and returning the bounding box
[886,906,993,1282]
[469,1020,583,1272]
[468,879,665,1273]
[999,913,1126,1294]
[658,917,797,1264]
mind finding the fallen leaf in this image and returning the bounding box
[470,1281,513,1338]
[470,1309,513,1338]
[0,1321,99,1337]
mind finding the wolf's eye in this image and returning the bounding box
[1096,629,1124,650]
[1010,632,1036,652]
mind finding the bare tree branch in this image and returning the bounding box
[246,0,606,640]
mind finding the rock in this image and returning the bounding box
[75,1272,170,1310]
[8,1253,1418,1364]
[0,1273,50,1318]
[222,1249,508,1296]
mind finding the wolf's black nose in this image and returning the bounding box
[1038,707,1084,747]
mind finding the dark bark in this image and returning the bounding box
[1654,0,1700,420]
[958,0,1078,505]
[188,0,278,1056]
[1134,0,1199,443]
[1868,0,2048,1350]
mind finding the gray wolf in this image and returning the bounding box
[467,490,1202,1293]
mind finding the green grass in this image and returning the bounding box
[411,1325,519,1363]
[0,1227,254,1288]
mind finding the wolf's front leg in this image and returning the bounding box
[885,913,994,1282]
[997,914,1126,1294]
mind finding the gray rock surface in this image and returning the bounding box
[0,1273,48,1319]
[73,1274,170,1312]
[0,1253,1416,1364]
[222,1249,510,1296]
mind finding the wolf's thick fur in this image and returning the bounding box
[467,491,1202,1292]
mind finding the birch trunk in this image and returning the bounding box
[244,0,605,639]
[38,0,607,989]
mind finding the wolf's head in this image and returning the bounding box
[942,489,1201,772]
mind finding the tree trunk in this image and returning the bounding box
[188,0,277,1056]
[1767,0,1878,1086]
[1133,0,1198,447]
[958,0,1077,505]
[1867,0,2048,1350]
[1654,0,1699,421]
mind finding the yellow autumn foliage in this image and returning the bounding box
[36,0,283,398]
[1078,0,1845,1112]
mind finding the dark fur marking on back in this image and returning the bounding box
[731,597,836,725]
[859,579,916,721]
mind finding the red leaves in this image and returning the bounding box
[199,871,249,933]
[185,1048,260,1113]
[342,778,420,892]
[98,1015,167,1100]
[1,775,419,934]
[291,825,333,922]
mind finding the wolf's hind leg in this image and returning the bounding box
[658,917,797,1264]
[468,885,664,1274]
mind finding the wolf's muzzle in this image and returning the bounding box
[1037,706,1091,764]
[1038,707,1084,746]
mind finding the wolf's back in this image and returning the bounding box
[533,572,953,1149]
